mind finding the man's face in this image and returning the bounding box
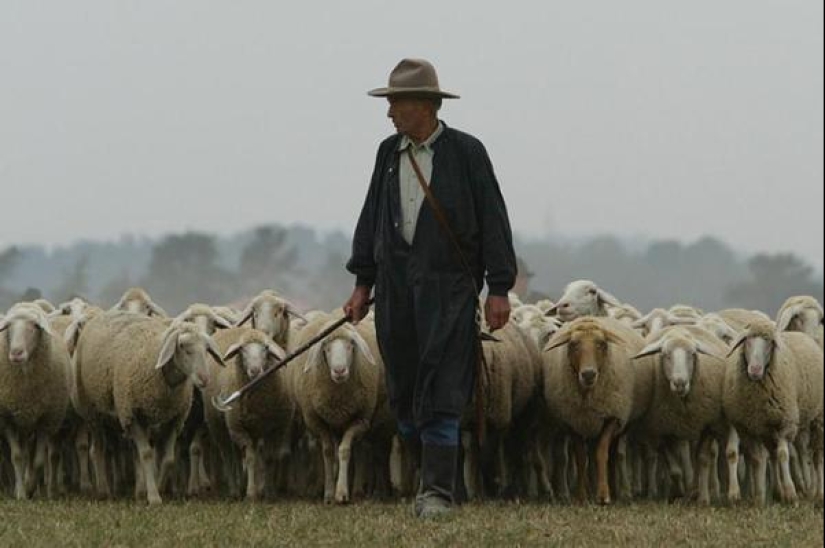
[386,96,433,136]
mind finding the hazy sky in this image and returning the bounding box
[1,1,822,270]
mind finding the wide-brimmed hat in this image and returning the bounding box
[368,58,460,99]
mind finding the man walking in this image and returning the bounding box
[344,58,517,517]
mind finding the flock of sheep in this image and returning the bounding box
[0,282,822,508]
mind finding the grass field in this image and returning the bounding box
[0,499,822,547]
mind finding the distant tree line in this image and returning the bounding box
[0,225,821,316]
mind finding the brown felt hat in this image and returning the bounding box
[368,58,460,99]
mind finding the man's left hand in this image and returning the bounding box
[485,295,511,331]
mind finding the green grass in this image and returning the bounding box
[0,499,821,547]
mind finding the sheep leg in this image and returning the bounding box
[748,442,768,506]
[664,443,685,498]
[316,429,337,504]
[335,419,369,504]
[89,430,112,499]
[130,424,161,504]
[573,436,589,503]
[615,434,632,500]
[643,443,660,500]
[187,429,206,497]
[75,423,93,496]
[46,437,61,499]
[680,441,695,494]
[530,437,553,500]
[5,428,29,500]
[776,438,798,504]
[157,430,179,496]
[632,443,644,498]
[389,435,406,496]
[815,447,824,503]
[726,427,741,503]
[26,432,47,498]
[793,431,812,497]
[695,435,713,505]
[552,435,571,503]
[708,439,721,502]
[595,420,620,505]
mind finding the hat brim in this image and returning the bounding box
[367,86,460,99]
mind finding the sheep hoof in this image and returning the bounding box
[335,490,350,504]
[596,494,611,505]
[147,494,162,505]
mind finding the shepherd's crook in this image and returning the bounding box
[212,298,375,412]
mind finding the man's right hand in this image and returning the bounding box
[343,285,372,324]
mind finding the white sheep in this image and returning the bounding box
[696,313,739,345]
[723,317,824,504]
[289,313,379,504]
[235,290,305,349]
[460,321,545,500]
[0,304,70,499]
[668,304,705,320]
[547,280,623,323]
[543,317,655,504]
[202,327,289,500]
[776,295,824,348]
[72,310,224,503]
[609,303,644,326]
[632,308,697,338]
[632,325,730,504]
[110,287,168,317]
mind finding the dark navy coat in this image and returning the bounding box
[346,122,517,425]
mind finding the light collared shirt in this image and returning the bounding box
[397,121,444,244]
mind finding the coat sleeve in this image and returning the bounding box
[345,144,385,288]
[469,139,517,297]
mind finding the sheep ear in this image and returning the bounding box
[34,314,56,338]
[695,343,724,361]
[544,331,571,352]
[209,310,234,330]
[223,342,243,363]
[631,317,648,330]
[349,329,376,366]
[156,328,180,369]
[235,302,254,327]
[597,289,623,308]
[726,333,748,358]
[604,330,625,346]
[303,342,324,373]
[776,306,800,332]
[672,316,698,326]
[284,301,307,323]
[544,304,559,317]
[0,316,9,333]
[147,301,168,318]
[203,334,226,367]
[110,294,128,311]
[64,318,84,357]
[266,341,286,363]
[633,340,664,360]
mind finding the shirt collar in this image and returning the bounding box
[398,120,444,152]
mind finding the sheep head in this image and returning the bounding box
[633,328,723,397]
[236,291,305,342]
[176,304,234,335]
[776,296,824,337]
[112,287,168,318]
[631,308,696,337]
[304,321,376,384]
[726,319,780,382]
[0,305,54,365]
[697,314,738,345]
[545,318,624,391]
[156,323,225,389]
[547,280,622,323]
[223,331,286,380]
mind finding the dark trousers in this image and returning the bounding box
[373,255,477,444]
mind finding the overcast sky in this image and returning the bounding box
[1,1,822,271]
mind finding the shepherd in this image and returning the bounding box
[344,58,517,518]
